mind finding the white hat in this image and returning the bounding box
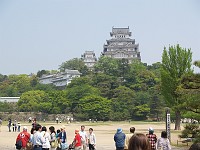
[23,126,28,131]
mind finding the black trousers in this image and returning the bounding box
[89,144,95,150]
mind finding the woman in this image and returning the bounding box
[157,131,171,150]
[41,126,51,150]
[128,133,151,150]
[49,126,57,149]
[58,126,68,150]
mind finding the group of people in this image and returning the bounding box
[7,118,21,132]
[15,124,96,150]
[114,127,171,150]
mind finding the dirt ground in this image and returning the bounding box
[0,121,189,150]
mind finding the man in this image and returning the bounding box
[114,128,126,150]
[8,118,12,132]
[16,126,31,150]
[146,127,157,150]
[88,128,96,150]
[74,129,82,150]
[79,125,88,150]
[124,127,135,150]
[32,124,45,150]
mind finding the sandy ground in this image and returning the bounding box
[0,121,189,150]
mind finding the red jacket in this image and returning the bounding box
[16,131,30,148]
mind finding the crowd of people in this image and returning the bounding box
[114,127,171,150]
[15,123,96,150]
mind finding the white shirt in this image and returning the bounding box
[88,133,96,145]
[33,131,45,146]
[41,131,51,148]
[157,137,171,150]
[79,130,87,142]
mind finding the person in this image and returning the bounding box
[8,118,12,132]
[124,127,135,150]
[146,127,157,150]
[32,119,37,130]
[114,128,126,150]
[17,122,21,132]
[88,128,96,150]
[0,118,2,132]
[73,129,82,150]
[157,131,171,150]
[12,122,15,132]
[16,126,31,150]
[58,126,67,150]
[56,129,61,138]
[32,124,45,150]
[49,126,57,149]
[79,125,88,150]
[14,120,17,132]
[128,133,151,150]
[41,126,51,150]
[56,118,59,124]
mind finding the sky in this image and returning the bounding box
[0,0,200,75]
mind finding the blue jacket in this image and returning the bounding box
[114,132,126,148]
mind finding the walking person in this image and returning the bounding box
[114,128,126,150]
[41,126,51,150]
[16,126,31,150]
[8,118,12,132]
[124,127,135,150]
[32,124,45,150]
[79,125,88,150]
[157,131,171,150]
[73,129,82,150]
[146,127,157,150]
[128,133,151,150]
[88,128,96,150]
[0,118,2,132]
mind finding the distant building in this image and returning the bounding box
[0,97,20,103]
[39,69,81,87]
[81,51,97,69]
[102,27,141,62]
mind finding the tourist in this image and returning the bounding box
[14,120,17,132]
[16,126,31,150]
[32,124,45,150]
[157,131,171,150]
[128,133,151,150]
[73,129,82,150]
[41,126,51,150]
[56,117,59,124]
[146,127,157,150]
[114,128,126,150]
[79,125,88,150]
[49,126,57,149]
[58,126,68,149]
[17,122,21,132]
[8,118,12,132]
[0,118,2,132]
[124,127,135,150]
[88,128,96,150]
[56,129,61,138]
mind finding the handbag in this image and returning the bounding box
[60,142,68,150]
[26,142,33,150]
[51,140,58,148]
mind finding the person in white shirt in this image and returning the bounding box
[79,125,88,150]
[33,124,45,150]
[88,128,96,150]
[157,131,171,150]
[41,126,51,150]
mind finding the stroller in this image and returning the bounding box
[68,141,75,150]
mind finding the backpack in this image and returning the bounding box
[15,140,22,149]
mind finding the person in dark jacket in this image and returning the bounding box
[114,128,126,150]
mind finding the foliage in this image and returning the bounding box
[161,44,193,130]
[59,58,88,75]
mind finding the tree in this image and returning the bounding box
[161,44,193,130]
[59,58,88,75]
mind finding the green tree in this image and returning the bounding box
[161,44,193,130]
[18,90,49,112]
[59,58,88,75]
[79,95,111,120]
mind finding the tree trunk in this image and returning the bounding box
[175,110,181,130]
